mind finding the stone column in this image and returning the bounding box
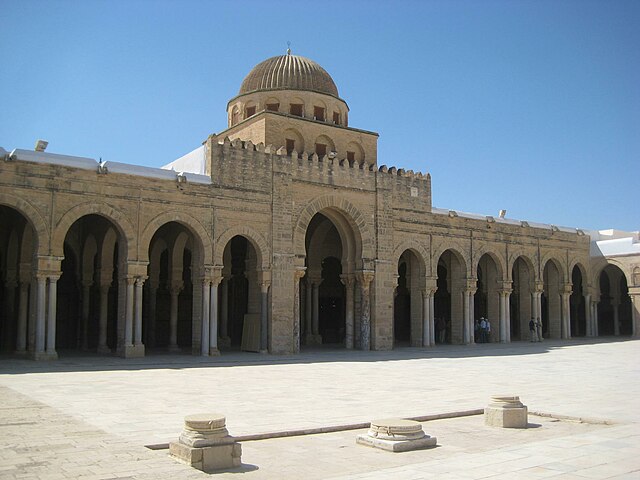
[429,293,435,345]
[422,289,431,347]
[357,271,374,351]
[98,283,110,353]
[592,300,599,337]
[169,281,184,352]
[124,277,135,348]
[201,278,211,356]
[561,285,572,339]
[45,275,59,358]
[147,281,158,348]
[629,289,640,338]
[499,291,507,343]
[312,282,320,337]
[34,274,47,356]
[220,277,229,345]
[469,291,475,344]
[293,268,306,354]
[260,281,270,353]
[209,275,221,356]
[16,280,29,353]
[340,274,355,349]
[80,281,92,349]
[584,293,592,337]
[304,279,313,344]
[134,277,145,347]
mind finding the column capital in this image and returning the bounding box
[135,276,147,287]
[425,276,438,291]
[464,278,477,291]
[561,283,573,295]
[339,273,356,288]
[125,276,137,287]
[170,280,184,293]
[628,286,640,296]
[294,267,307,281]
[421,287,436,297]
[534,281,544,293]
[499,288,513,296]
[125,260,149,278]
[260,281,271,293]
[356,270,375,287]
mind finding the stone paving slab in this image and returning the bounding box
[1,338,639,478]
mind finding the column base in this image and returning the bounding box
[97,345,112,355]
[119,344,145,358]
[209,347,220,356]
[168,344,182,353]
[32,351,58,361]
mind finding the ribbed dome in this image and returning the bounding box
[239,54,339,98]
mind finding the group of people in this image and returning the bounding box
[474,317,491,343]
[529,317,544,342]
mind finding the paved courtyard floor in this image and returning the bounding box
[1,338,639,479]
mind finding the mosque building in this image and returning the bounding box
[1,51,638,360]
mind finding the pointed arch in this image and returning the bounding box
[392,240,429,277]
[52,202,136,260]
[0,193,48,254]
[139,211,212,265]
[214,226,270,270]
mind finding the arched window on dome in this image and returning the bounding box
[245,101,257,119]
[265,97,280,112]
[314,135,335,158]
[346,142,365,165]
[284,128,304,156]
[231,106,240,127]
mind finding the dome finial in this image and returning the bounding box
[287,41,291,55]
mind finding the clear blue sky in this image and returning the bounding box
[1,0,638,232]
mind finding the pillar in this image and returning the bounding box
[34,275,46,356]
[429,292,435,345]
[629,291,640,338]
[220,277,229,343]
[209,276,221,356]
[304,279,313,344]
[260,281,270,353]
[312,282,320,337]
[499,291,507,343]
[169,282,183,352]
[469,291,475,344]
[16,280,29,353]
[358,271,374,351]
[341,274,355,349]
[293,269,306,354]
[81,281,92,349]
[124,277,135,348]
[561,285,572,339]
[422,289,432,347]
[201,279,211,356]
[45,275,59,358]
[98,284,110,353]
[584,293,592,337]
[134,277,145,347]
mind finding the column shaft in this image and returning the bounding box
[46,277,58,355]
[169,289,180,349]
[220,279,229,339]
[260,285,269,352]
[201,281,210,356]
[124,279,134,347]
[35,276,46,354]
[209,281,219,354]
[98,286,110,352]
[422,292,430,347]
[312,283,319,336]
[134,279,144,345]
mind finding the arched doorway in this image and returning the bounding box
[475,254,501,343]
[146,222,200,353]
[511,256,534,341]
[598,265,632,335]
[57,214,123,354]
[543,260,563,339]
[0,206,36,354]
[303,213,346,347]
[219,235,262,351]
[394,249,424,347]
[570,266,587,337]
[434,249,466,344]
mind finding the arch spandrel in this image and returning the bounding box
[139,211,213,265]
[0,193,49,254]
[214,225,270,270]
[52,202,136,260]
[293,195,374,265]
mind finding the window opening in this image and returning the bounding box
[266,103,279,112]
[290,104,303,117]
[314,106,325,121]
[347,151,355,162]
[333,112,340,124]
[286,139,295,155]
[245,106,256,118]
[315,143,327,157]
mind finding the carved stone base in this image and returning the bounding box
[32,351,58,361]
[356,418,437,452]
[170,413,242,472]
[485,395,528,428]
[119,344,145,358]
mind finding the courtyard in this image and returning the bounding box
[1,338,639,479]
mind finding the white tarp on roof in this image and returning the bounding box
[162,145,206,175]
[590,229,640,257]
